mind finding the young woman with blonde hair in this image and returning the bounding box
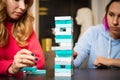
[0,0,44,76]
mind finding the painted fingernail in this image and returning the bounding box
[35,58,38,61]
[31,53,34,56]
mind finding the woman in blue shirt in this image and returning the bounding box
[73,0,120,69]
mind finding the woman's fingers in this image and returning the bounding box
[20,58,37,66]
[12,49,38,72]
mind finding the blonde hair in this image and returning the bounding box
[0,0,34,47]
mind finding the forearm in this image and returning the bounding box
[94,57,120,68]
[0,60,13,75]
[73,52,88,68]
[109,58,120,68]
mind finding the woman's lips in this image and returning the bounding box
[111,27,119,31]
[15,12,23,16]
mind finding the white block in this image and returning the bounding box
[55,16,72,20]
[52,46,72,50]
[55,57,72,65]
[55,39,72,43]
[59,42,73,47]
[55,76,71,80]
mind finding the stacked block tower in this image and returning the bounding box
[52,16,73,76]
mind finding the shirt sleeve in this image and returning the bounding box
[26,30,45,69]
[73,28,93,68]
[0,59,13,76]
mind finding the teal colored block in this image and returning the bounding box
[21,67,37,72]
[66,65,72,69]
[30,70,46,75]
[55,50,72,54]
[22,67,46,75]
[55,65,61,68]
[55,50,72,57]
[55,20,72,24]
[55,35,72,39]
[65,20,72,24]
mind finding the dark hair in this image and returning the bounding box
[103,0,120,30]
[105,0,120,12]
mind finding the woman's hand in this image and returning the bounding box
[94,56,111,68]
[73,52,78,59]
[8,49,38,74]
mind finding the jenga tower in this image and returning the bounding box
[52,16,73,77]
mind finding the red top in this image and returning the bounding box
[0,22,45,76]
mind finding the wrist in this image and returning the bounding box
[8,66,14,74]
[8,64,18,74]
